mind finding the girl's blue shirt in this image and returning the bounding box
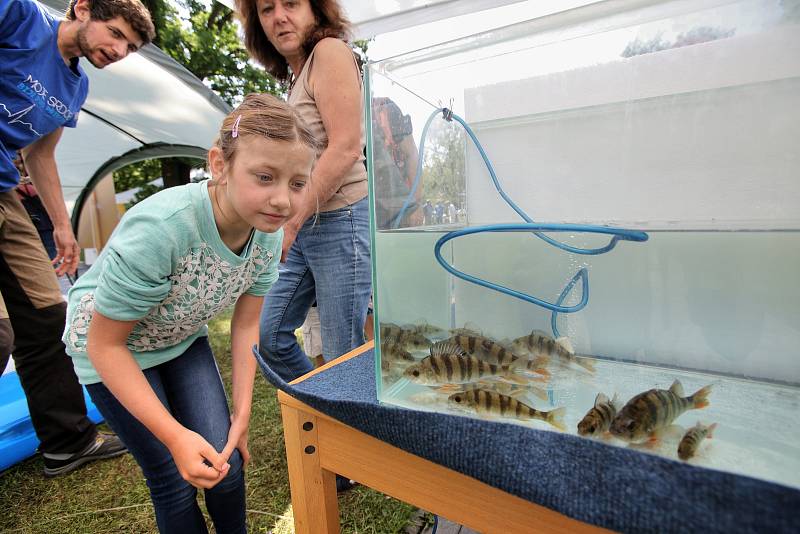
[64,181,282,384]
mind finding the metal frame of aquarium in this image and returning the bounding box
[365,0,800,507]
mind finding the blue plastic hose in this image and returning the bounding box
[390,107,648,337]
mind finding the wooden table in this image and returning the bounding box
[278,341,610,534]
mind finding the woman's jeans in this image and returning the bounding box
[259,197,372,382]
[87,337,245,534]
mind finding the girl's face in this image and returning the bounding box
[257,0,317,61]
[210,135,314,234]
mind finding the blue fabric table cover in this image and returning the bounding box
[254,347,800,533]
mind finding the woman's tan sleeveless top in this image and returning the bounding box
[288,41,367,212]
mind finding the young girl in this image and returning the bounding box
[62,93,319,534]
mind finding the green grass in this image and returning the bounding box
[0,311,415,533]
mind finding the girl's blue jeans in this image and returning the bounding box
[86,337,246,534]
[258,197,372,382]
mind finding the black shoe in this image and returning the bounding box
[43,432,128,477]
[336,475,358,493]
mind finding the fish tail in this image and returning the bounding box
[545,407,567,431]
[707,422,718,438]
[690,384,713,409]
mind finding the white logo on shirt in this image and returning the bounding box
[0,102,41,136]
[18,74,76,123]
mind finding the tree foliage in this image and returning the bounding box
[143,0,281,106]
[420,120,466,206]
[621,26,735,58]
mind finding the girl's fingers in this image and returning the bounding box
[220,438,237,463]
[201,443,230,474]
[240,443,251,466]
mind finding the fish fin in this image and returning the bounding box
[512,359,550,378]
[555,336,576,354]
[642,438,660,450]
[429,341,465,357]
[689,384,713,409]
[504,372,530,385]
[528,385,549,401]
[611,393,622,411]
[545,407,567,431]
[531,329,551,337]
[575,356,595,373]
[534,367,551,377]
[433,384,461,393]
[594,393,609,408]
[645,427,666,446]
[669,379,685,397]
[707,422,718,438]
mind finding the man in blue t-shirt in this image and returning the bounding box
[0,0,154,476]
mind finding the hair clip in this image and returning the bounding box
[232,115,242,138]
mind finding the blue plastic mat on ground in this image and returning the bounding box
[254,347,800,533]
[0,371,103,471]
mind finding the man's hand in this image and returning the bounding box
[52,224,80,276]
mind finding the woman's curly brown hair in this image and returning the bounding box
[235,0,352,84]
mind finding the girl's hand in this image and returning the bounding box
[221,413,251,467]
[167,429,230,489]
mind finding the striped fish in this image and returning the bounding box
[436,380,549,402]
[577,393,621,437]
[447,389,566,431]
[511,330,594,373]
[403,342,526,385]
[677,422,717,460]
[446,334,549,378]
[610,380,712,443]
[380,322,432,351]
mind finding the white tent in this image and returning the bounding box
[38,0,230,226]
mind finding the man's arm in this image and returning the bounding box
[22,127,80,276]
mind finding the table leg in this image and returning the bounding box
[281,403,340,534]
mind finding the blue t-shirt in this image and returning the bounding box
[0,0,89,192]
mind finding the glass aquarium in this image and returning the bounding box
[366,0,800,490]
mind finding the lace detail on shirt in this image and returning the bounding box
[67,243,272,353]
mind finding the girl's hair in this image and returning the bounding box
[215,93,322,163]
[235,0,352,83]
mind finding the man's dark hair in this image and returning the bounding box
[66,0,156,44]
